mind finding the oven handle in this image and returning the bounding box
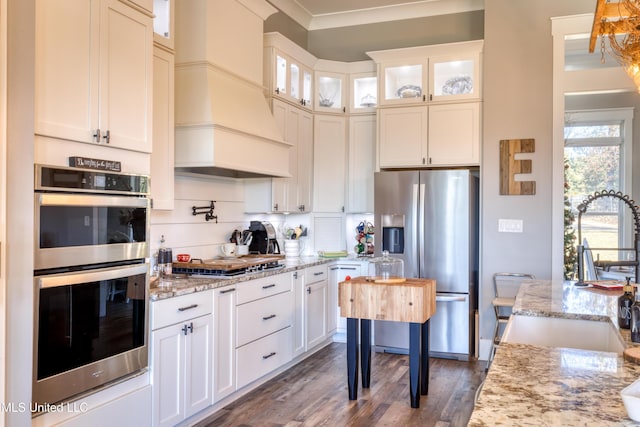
[37,193,149,208]
[37,263,148,289]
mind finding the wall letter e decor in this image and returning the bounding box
[499,139,536,196]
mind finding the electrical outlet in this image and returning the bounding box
[498,219,523,233]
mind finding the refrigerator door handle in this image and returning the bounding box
[418,183,425,275]
[435,294,468,302]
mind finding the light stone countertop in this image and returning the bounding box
[468,279,640,426]
[149,256,333,301]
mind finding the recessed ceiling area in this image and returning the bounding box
[268,0,484,30]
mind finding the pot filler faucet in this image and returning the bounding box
[575,190,640,285]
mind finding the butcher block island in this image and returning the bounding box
[338,277,437,408]
[339,276,436,323]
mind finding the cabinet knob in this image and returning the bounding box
[275,88,280,95]
[93,129,101,143]
[273,203,279,211]
[307,287,311,294]
[102,129,110,144]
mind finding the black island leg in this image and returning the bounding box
[409,322,421,408]
[421,319,430,395]
[361,319,371,388]
[346,317,359,400]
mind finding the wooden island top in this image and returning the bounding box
[338,276,436,324]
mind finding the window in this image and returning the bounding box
[564,108,633,262]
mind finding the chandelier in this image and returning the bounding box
[590,0,640,92]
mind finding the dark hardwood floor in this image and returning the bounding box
[197,342,486,427]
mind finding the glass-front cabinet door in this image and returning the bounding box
[429,51,480,102]
[273,52,313,110]
[350,73,377,113]
[153,0,173,49]
[379,61,427,106]
[275,53,288,97]
[315,71,346,113]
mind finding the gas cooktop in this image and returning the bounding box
[171,255,284,277]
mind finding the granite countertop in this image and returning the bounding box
[149,256,332,301]
[469,279,640,426]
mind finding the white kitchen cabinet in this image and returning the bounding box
[315,70,347,114]
[378,106,428,168]
[368,40,482,106]
[245,99,313,213]
[428,102,480,166]
[151,291,213,427]
[235,273,293,389]
[350,72,378,114]
[292,270,306,357]
[153,0,174,50]
[306,265,328,349]
[151,45,174,210]
[270,51,313,109]
[264,33,316,111]
[378,102,480,168]
[328,262,367,337]
[35,0,153,153]
[347,115,376,213]
[213,285,237,402]
[313,114,347,212]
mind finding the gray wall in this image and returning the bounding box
[265,11,483,62]
[307,11,484,62]
[480,0,593,352]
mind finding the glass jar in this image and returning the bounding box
[368,250,404,280]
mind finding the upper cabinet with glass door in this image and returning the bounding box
[349,60,377,114]
[153,0,174,50]
[368,40,483,106]
[264,33,317,111]
[314,59,348,114]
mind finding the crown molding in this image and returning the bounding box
[268,0,484,30]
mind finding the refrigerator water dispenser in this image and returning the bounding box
[381,214,404,254]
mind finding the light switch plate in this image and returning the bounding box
[498,219,523,233]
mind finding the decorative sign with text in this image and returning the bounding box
[499,139,536,195]
[68,156,122,172]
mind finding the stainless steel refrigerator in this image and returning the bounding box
[373,169,479,360]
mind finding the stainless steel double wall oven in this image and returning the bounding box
[33,165,150,406]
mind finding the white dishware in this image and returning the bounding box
[284,240,304,258]
[622,378,640,421]
[220,243,237,257]
[236,245,249,256]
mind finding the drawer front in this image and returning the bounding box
[237,273,291,305]
[306,264,328,285]
[236,291,292,347]
[151,291,213,330]
[236,327,292,389]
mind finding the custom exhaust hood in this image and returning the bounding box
[174,0,291,178]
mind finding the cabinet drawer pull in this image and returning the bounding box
[178,304,198,312]
[341,267,358,270]
[262,314,276,320]
[313,272,324,276]
[102,129,110,144]
[262,352,276,359]
[220,288,236,294]
[262,284,276,289]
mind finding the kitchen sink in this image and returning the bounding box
[502,315,625,354]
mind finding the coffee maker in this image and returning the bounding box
[248,221,281,254]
